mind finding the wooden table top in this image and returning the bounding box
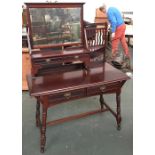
[27,63,129,96]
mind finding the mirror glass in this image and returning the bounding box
[29,8,82,47]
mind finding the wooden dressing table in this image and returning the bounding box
[27,62,129,153]
[25,2,129,153]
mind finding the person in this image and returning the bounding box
[99,4,130,61]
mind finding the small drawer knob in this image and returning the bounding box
[64,92,71,99]
[46,58,50,63]
[74,55,79,59]
[100,85,106,92]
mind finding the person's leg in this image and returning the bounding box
[111,33,120,57]
[118,24,132,69]
[120,24,130,57]
[111,25,125,58]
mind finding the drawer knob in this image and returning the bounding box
[74,55,79,59]
[46,58,50,63]
[64,92,71,99]
[100,85,106,92]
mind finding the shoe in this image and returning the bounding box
[122,56,132,71]
[111,60,122,69]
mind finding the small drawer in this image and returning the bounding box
[32,54,89,65]
[46,57,63,64]
[48,88,86,104]
[63,54,89,63]
[32,57,63,65]
[87,82,121,96]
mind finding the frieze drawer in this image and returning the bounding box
[87,82,121,96]
[48,88,86,105]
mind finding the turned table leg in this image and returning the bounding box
[116,91,122,130]
[40,105,47,153]
[36,99,40,127]
[99,94,105,111]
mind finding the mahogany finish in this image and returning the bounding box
[84,23,107,51]
[84,23,108,64]
[27,63,129,153]
[25,3,128,153]
[31,46,91,75]
[25,3,85,49]
[25,3,108,76]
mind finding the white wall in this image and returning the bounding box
[22,0,133,22]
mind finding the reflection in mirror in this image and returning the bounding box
[29,8,81,47]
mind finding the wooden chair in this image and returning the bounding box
[84,23,108,62]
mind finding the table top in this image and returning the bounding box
[27,63,129,97]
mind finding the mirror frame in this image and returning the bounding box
[25,3,85,49]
